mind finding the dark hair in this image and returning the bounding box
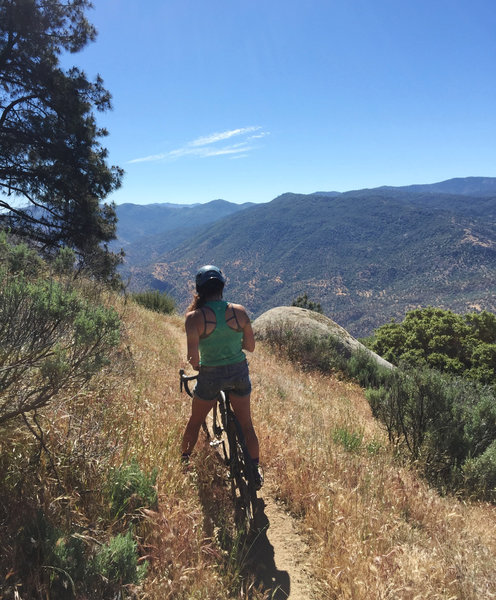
[187,278,224,312]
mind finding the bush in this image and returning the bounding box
[93,530,147,586]
[106,458,158,518]
[0,269,121,425]
[53,247,76,276]
[0,236,121,426]
[368,306,496,385]
[333,427,363,453]
[0,231,43,276]
[291,292,323,313]
[259,321,349,374]
[463,440,496,502]
[131,289,176,315]
[347,348,392,389]
[20,512,87,599]
[260,320,391,387]
[367,366,496,496]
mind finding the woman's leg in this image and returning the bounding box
[181,395,217,456]
[229,393,259,460]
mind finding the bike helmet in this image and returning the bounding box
[195,265,226,291]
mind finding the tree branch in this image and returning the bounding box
[0,94,39,129]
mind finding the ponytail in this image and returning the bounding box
[186,279,224,313]
[187,293,203,312]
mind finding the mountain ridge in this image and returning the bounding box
[119,177,496,337]
[115,198,254,248]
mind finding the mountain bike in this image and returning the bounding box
[179,369,259,532]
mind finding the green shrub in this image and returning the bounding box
[131,289,176,314]
[53,247,76,276]
[367,365,496,497]
[462,440,496,502]
[93,530,147,585]
[259,321,349,374]
[333,427,363,453]
[107,458,158,518]
[462,391,496,457]
[0,269,121,425]
[21,512,87,599]
[347,348,392,389]
[368,306,496,385]
[291,292,323,313]
[0,231,43,276]
[367,368,463,460]
[21,513,148,596]
[260,321,392,389]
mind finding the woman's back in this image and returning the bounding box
[198,300,245,366]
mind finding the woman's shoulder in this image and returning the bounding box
[185,308,203,323]
[227,302,250,326]
[228,302,247,312]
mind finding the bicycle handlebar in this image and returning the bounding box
[179,368,198,397]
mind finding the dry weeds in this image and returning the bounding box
[249,344,496,599]
[106,305,496,598]
[8,301,494,599]
[104,304,496,598]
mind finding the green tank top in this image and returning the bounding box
[199,300,246,367]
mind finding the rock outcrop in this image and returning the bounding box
[252,306,394,370]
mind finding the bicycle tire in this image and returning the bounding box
[202,403,220,440]
[225,417,258,531]
[204,404,229,464]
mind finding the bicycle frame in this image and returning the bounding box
[179,369,258,531]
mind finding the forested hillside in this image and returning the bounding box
[121,178,496,337]
[115,199,253,253]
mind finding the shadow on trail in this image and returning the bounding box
[193,446,291,598]
[242,498,291,600]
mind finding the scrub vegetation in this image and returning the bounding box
[131,289,176,315]
[1,237,495,598]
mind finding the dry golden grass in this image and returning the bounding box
[104,304,496,598]
[10,299,494,599]
[104,302,265,599]
[249,344,496,599]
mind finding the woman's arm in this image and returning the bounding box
[242,320,255,352]
[185,311,200,370]
[236,305,255,352]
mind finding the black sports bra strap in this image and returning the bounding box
[199,308,207,337]
[199,307,216,337]
[226,303,242,330]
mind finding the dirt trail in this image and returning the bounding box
[244,484,317,599]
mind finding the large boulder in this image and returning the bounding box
[252,306,393,370]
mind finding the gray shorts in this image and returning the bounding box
[194,360,252,401]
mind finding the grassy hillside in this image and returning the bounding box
[128,188,496,337]
[3,293,496,598]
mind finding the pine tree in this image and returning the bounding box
[0,0,123,282]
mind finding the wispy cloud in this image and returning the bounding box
[189,126,262,147]
[129,126,268,164]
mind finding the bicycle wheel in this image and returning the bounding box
[202,403,220,440]
[202,403,229,465]
[225,417,258,532]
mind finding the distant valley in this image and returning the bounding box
[116,177,496,337]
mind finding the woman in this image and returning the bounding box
[181,265,262,488]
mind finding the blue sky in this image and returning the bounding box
[73,0,496,205]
